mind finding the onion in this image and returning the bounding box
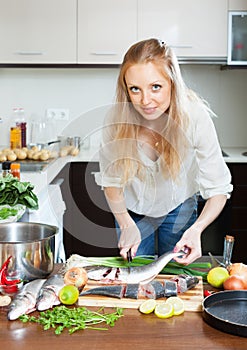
[228,263,247,280]
[223,275,247,290]
[64,267,88,289]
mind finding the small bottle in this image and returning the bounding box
[15,108,27,148]
[10,162,21,180]
[222,235,235,268]
[10,126,21,149]
[2,161,11,177]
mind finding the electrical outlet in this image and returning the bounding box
[46,108,69,120]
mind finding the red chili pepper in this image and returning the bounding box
[204,290,213,297]
[0,256,21,286]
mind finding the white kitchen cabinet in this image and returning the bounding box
[77,0,137,64]
[138,0,228,59]
[229,0,247,11]
[0,0,77,64]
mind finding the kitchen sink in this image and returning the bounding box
[20,161,49,172]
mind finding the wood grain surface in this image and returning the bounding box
[78,275,204,312]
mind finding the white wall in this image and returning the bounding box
[0,65,246,148]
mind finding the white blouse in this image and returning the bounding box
[94,102,233,218]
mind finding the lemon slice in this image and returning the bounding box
[139,299,156,314]
[154,302,174,319]
[166,296,185,316]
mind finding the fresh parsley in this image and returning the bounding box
[19,305,124,334]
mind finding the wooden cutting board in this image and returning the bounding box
[78,275,204,312]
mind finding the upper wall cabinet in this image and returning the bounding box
[0,0,77,64]
[77,0,137,64]
[229,0,247,11]
[138,0,228,60]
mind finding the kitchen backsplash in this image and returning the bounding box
[0,65,246,148]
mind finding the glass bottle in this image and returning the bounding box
[10,126,21,149]
[15,108,27,148]
[10,162,21,180]
[222,235,235,268]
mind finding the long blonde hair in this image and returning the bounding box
[103,38,208,183]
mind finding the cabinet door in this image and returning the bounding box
[60,162,118,257]
[138,0,228,58]
[0,0,77,63]
[78,0,137,64]
[229,0,247,11]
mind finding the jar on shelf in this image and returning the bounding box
[10,162,21,180]
[2,161,11,177]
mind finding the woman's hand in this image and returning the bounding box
[118,223,141,260]
[174,194,227,265]
[104,186,141,259]
[173,226,202,265]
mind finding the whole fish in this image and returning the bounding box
[77,251,184,285]
[8,279,46,321]
[36,274,65,311]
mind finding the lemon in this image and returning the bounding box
[166,296,185,316]
[154,302,174,319]
[59,285,79,305]
[139,299,157,314]
[207,266,229,288]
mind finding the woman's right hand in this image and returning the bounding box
[118,223,141,260]
[103,186,141,259]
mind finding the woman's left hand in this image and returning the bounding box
[173,226,202,265]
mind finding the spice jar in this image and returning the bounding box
[2,161,11,177]
[10,163,21,180]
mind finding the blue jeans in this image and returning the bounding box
[116,195,198,257]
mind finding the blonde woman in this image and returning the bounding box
[95,38,232,265]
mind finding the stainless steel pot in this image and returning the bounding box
[28,140,61,151]
[0,222,58,281]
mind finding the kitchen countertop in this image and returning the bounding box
[0,264,247,350]
[20,146,247,196]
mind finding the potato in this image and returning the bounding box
[59,148,68,157]
[70,147,80,156]
[0,154,7,162]
[17,150,27,160]
[7,153,17,161]
[32,151,42,160]
[27,150,35,159]
[31,146,39,152]
[39,152,49,161]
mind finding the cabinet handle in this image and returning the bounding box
[91,51,117,56]
[14,51,44,56]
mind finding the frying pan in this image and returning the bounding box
[203,290,247,337]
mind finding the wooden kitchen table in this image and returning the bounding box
[1,304,247,350]
[1,265,247,350]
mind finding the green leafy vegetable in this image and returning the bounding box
[19,306,123,334]
[0,207,18,219]
[0,174,38,210]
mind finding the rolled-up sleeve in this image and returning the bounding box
[191,106,233,199]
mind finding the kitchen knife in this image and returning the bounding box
[127,248,132,274]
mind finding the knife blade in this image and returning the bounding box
[127,248,132,274]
